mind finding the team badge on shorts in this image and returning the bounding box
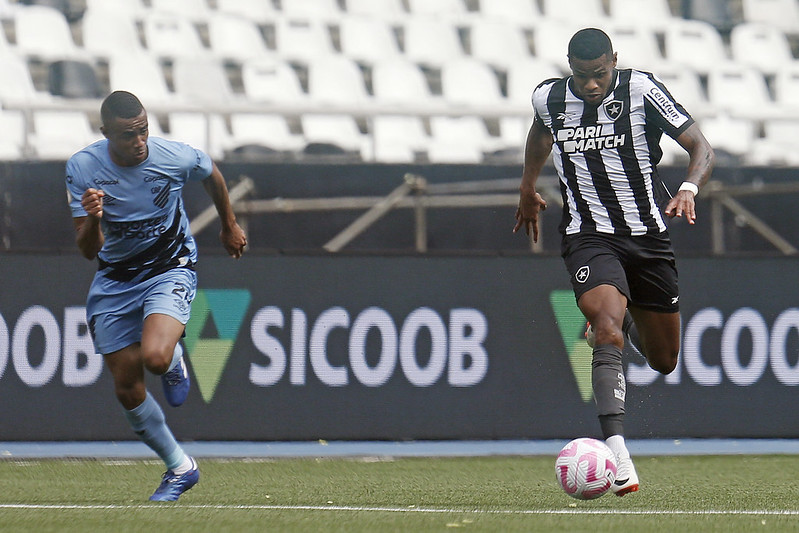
[576,265,590,283]
[604,100,623,121]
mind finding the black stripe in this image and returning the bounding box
[614,70,660,233]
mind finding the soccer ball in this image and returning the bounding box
[555,437,617,500]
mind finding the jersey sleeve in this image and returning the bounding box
[185,144,213,182]
[641,72,694,139]
[65,155,88,218]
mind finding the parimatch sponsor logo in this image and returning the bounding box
[549,289,593,402]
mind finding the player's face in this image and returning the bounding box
[102,110,149,167]
[569,52,617,106]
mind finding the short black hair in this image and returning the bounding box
[101,90,144,126]
[568,28,613,61]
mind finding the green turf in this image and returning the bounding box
[0,455,797,532]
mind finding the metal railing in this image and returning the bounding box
[191,174,799,256]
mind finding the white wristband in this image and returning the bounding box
[678,182,699,196]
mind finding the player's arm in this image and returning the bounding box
[513,117,552,242]
[74,188,105,260]
[663,123,715,224]
[202,162,248,258]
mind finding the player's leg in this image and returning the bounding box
[103,345,198,501]
[142,268,197,407]
[627,307,680,375]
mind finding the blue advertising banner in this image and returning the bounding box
[0,253,798,441]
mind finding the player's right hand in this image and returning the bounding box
[82,188,105,218]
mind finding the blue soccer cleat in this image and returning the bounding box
[149,458,200,502]
[161,353,190,407]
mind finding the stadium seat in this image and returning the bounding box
[371,58,437,106]
[498,116,532,150]
[372,115,429,163]
[401,17,465,67]
[748,119,799,166]
[48,59,104,99]
[531,23,580,73]
[171,57,237,106]
[338,16,402,65]
[306,55,370,106]
[82,8,146,59]
[699,114,757,158]
[0,109,26,160]
[428,116,501,163]
[13,4,82,59]
[773,63,799,116]
[207,12,271,61]
[150,0,211,21]
[167,112,231,160]
[241,57,307,104]
[608,0,675,31]
[143,11,206,58]
[215,0,277,22]
[468,20,533,69]
[609,25,663,71]
[440,58,505,108]
[0,55,51,104]
[741,0,799,33]
[730,23,796,76]
[229,113,305,152]
[84,0,147,17]
[477,0,542,26]
[647,63,709,118]
[663,19,727,75]
[540,0,609,25]
[706,62,776,120]
[505,58,563,109]
[30,110,101,160]
[273,17,335,62]
[279,0,342,21]
[301,114,371,159]
[108,52,173,107]
[405,0,468,19]
[344,0,406,20]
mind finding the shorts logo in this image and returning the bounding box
[604,100,623,121]
[575,266,590,284]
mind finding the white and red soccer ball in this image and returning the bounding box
[555,437,618,500]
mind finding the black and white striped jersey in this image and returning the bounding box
[532,68,694,237]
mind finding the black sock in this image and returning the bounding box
[592,344,626,439]
[622,310,643,355]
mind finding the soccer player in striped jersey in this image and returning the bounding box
[514,28,715,495]
[67,91,247,501]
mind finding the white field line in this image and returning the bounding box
[1,504,799,516]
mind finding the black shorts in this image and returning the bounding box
[561,232,679,313]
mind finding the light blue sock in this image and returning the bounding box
[124,391,187,471]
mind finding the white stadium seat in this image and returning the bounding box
[663,19,727,75]
[241,57,307,104]
[372,115,429,163]
[229,113,305,152]
[741,0,799,33]
[338,16,402,64]
[371,58,437,106]
[167,112,231,160]
[207,12,271,61]
[469,20,533,69]
[216,0,277,22]
[477,0,542,26]
[306,56,370,106]
[31,111,101,160]
[730,23,796,76]
[301,114,372,158]
[143,11,206,58]
[82,8,146,59]
[14,5,81,59]
[171,57,237,106]
[108,52,173,107]
[440,58,505,107]
[402,17,465,67]
[273,17,335,62]
[706,62,776,120]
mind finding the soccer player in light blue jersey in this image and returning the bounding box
[66,91,247,501]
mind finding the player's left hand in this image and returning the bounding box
[664,190,697,224]
[221,223,247,259]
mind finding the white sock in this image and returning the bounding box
[166,343,183,373]
[606,435,630,460]
[172,455,195,475]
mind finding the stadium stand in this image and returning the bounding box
[0,0,793,165]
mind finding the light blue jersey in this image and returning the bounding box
[66,136,212,282]
[66,137,212,354]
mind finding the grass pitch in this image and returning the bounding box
[1,454,798,532]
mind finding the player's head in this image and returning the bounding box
[100,91,149,167]
[567,28,617,106]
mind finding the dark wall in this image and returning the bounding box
[4,161,798,256]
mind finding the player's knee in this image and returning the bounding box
[648,349,678,375]
[141,345,173,375]
[114,383,146,410]
[591,320,625,350]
